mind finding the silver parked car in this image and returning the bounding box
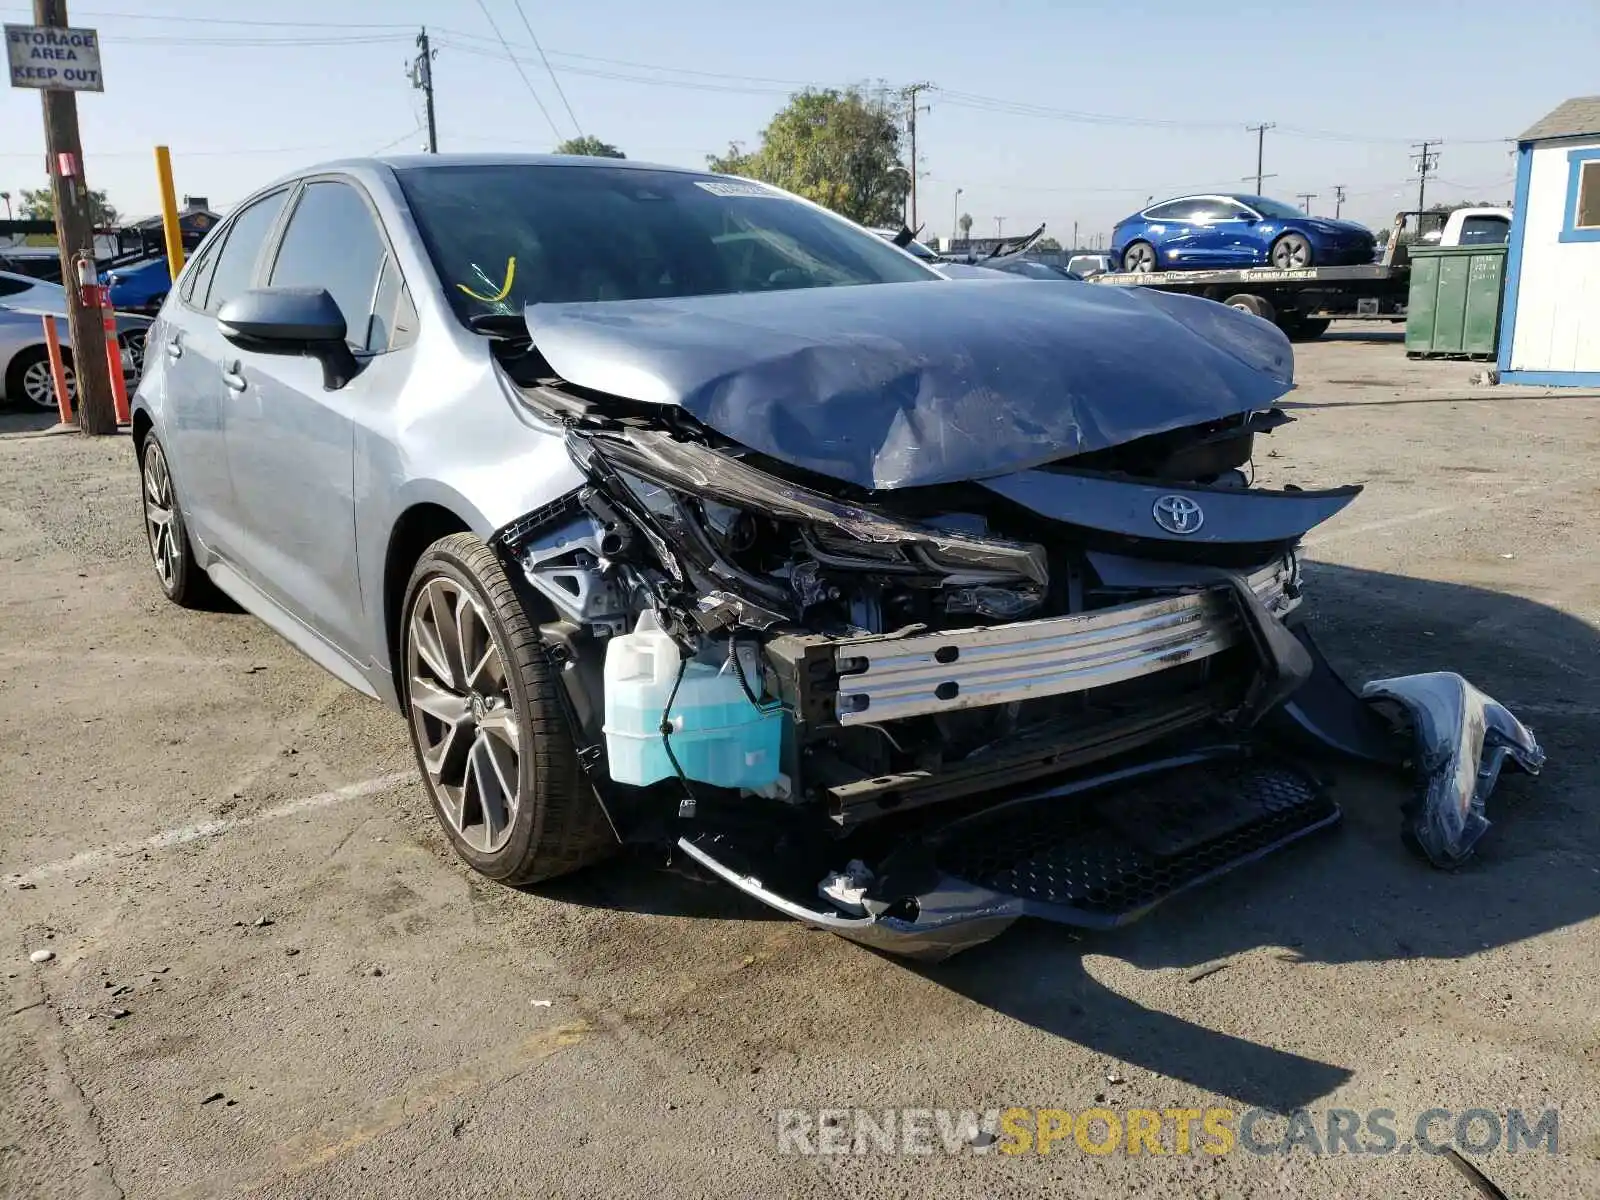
[132,155,1534,958]
[0,269,150,409]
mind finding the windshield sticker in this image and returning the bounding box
[457,256,516,304]
[694,180,780,199]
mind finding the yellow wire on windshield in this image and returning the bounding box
[456,257,516,304]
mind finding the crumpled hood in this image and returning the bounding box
[524,279,1293,490]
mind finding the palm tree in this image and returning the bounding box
[958,212,973,242]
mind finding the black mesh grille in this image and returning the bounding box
[934,759,1337,926]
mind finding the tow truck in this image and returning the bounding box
[1086,211,1447,341]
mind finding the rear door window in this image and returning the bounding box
[200,189,288,315]
[1144,200,1205,221]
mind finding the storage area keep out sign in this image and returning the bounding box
[5,24,103,92]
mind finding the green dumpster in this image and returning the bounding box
[1405,243,1507,360]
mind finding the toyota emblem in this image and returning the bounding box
[1152,494,1204,535]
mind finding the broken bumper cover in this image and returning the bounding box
[769,555,1302,728]
[680,747,1340,961]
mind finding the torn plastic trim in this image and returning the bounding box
[570,426,1050,587]
[1362,672,1545,868]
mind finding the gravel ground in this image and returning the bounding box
[1,326,1597,1199]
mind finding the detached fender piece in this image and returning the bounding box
[1363,672,1545,868]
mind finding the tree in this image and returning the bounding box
[554,136,625,159]
[19,185,119,225]
[958,212,973,240]
[709,87,907,226]
[1033,236,1061,251]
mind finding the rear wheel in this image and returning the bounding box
[1270,233,1314,269]
[1121,241,1158,273]
[139,433,212,606]
[402,533,615,884]
[1223,293,1276,324]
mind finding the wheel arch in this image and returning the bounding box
[383,502,474,705]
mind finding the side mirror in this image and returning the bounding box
[1235,212,1259,223]
[217,287,359,390]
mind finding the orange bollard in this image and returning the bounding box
[41,315,73,425]
[102,313,131,425]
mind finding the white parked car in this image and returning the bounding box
[0,269,149,410]
[1421,207,1513,247]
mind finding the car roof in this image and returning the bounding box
[262,151,712,187]
[232,152,737,215]
[0,269,57,288]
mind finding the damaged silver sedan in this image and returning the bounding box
[130,154,1542,959]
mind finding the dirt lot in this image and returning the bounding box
[1,327,1597,1200]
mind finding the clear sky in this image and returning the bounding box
[1,0,1592,245]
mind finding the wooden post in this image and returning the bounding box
[34,0,116,435]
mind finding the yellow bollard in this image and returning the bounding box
[154,145,185,276]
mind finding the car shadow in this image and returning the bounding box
[0,409,67,436]
[1318,327,1405,343]
[918,562,1595,1109]
[545,564,1597,1112]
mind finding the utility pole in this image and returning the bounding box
[951,186,962,244]
[1296,192,1317,215]
[1411,140,1440,212]
[901,81,933,231]
[411,27,438,153]
[33,0,115,433]
[995,216,1005,239]
[1072,219,1078,252]
[1333,184,1346,218]
[1246,122,1276,194]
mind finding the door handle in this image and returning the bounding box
[222,362,247,393]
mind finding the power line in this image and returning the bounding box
[0,7,414,27]
[508,0,582,139]
[435,40,796,95]
[368,125,427,155]
[468,0,562,140]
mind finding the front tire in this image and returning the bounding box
[1270,233,1314,269]
[1122,241,1158,273]
[402,533,614,885]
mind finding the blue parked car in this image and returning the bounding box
[1111,194,1376,273]
[105,256,171,313]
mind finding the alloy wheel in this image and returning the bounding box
[1124,243,1156,273]
[141,441,179,590]
[121,329,146,378]
[21,357,73,411]
[406,577,521,855]
[1272,236,1311,269]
